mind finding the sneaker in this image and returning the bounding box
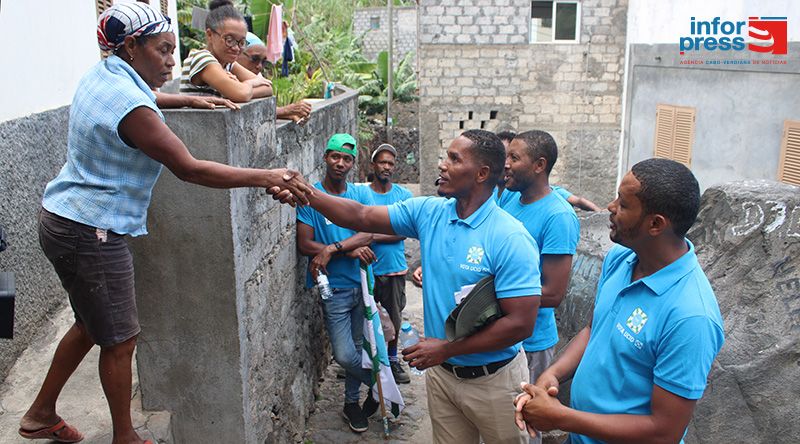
[342,402,368,433]
[362,393,380,418]
[391,360,411,384]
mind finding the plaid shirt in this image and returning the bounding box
[42,55,164,236]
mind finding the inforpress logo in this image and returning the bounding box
[749,17,788,54]
[679,16,788,55]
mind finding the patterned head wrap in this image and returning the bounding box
[97,3,173,52]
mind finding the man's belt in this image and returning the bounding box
[440,355,515,379]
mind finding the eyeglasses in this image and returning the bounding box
[244,53,269,67]
[210,29,246,49]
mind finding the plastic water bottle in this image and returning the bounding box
[398,322,424,375]
[316,273,332,300]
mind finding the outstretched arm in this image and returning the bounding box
[307,192,395,235]
[568,195,602,212]
[119,106,312,205]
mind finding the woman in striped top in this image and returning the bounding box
[180,0,272,102]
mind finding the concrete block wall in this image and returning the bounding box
[0,107,72,383]
[418,0,627,206]
[129,90,359,444]
[353,6,418,64]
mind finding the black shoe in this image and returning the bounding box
[342,402,368,433]
[391,360,411,384]
[362,393,380,418]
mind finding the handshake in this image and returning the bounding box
[264,169,315,207]
[513,373,566,439]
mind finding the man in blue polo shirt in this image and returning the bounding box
[501,130,579,444]
[304,129,542,443]
[296,133,378,433]
[514,158,724,444]
[367,143,415,384]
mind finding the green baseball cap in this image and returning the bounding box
[326,133,358,157]
[445,275,503,341]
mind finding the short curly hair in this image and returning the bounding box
[514,130,558,175]
[631,158,700,238]
[460,129,506,185]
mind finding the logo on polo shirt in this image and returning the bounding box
[626,308,648,334]
[466,246,485,264]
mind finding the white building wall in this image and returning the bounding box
[0,0,181,123]
[627,0,800,44]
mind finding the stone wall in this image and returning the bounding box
[418,0,627,206]
[0,107,72,384]
[353,6,418,64]
[685,181,800,443]
[129,90,359,444]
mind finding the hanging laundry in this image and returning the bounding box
[265,4,283,64]
[281,31,294,77]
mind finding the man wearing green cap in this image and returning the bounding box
[295,133,382,433]
[298,129,542,443]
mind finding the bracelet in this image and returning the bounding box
[333,241,343,251]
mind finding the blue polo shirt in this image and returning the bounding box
[367,184,413,275]
[569,242,724,444]
[551,185,572,200]
[296,182,374,289]
[496,188,518,208]
[388,196,542,366]
[501,191,580,352]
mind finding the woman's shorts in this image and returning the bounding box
[38,207,139,346]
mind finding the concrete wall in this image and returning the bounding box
[353,6,418,64]
[129,89,359,444]
[622,43,800,191]
[0,0,181,123]
[0,107,72,383]
[417,0,627,206]
[622,0,800,191]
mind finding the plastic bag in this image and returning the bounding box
[377,302,395,342]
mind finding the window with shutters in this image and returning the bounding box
[653,104,695,166]
[160,0,169,16]
[778,120,800,186]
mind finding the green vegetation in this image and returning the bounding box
[176,0,417,121]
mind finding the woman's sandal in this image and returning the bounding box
[18,417,84,443]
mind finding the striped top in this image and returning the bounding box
[42,55,164,237]
[179,48,225,96]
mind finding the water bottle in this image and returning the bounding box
[316,272,332,300]
[398,322,424,375]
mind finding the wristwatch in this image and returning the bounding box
[333,241,343,251]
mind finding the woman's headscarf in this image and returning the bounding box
[245,32,266,49]
[97,3,173,52]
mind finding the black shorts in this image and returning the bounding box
[373,274,406,333]
[38,208,139,346]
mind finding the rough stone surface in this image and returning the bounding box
[685,181,800,444]
[555,211,614,348]
[0,106,72,384]
[128,91,359,444]
[417,0,627,201]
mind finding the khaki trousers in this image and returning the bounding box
[426,351,529,444]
